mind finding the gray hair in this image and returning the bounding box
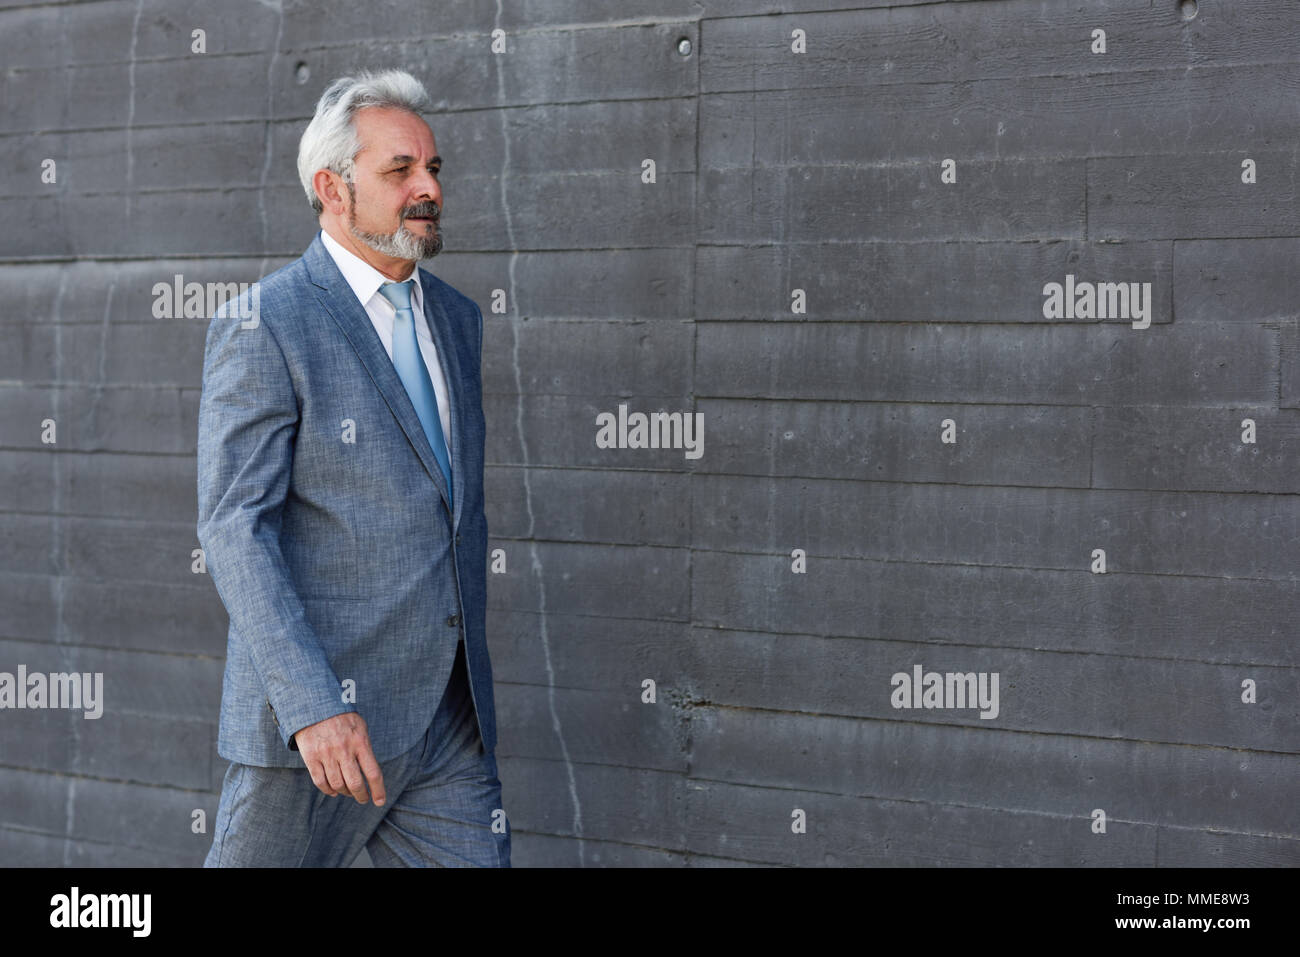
[296,69,432,215]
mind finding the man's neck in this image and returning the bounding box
[320,220,417,282]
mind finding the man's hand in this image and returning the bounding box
[293,712,387,806]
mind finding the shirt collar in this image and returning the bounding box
[319,227,424,315]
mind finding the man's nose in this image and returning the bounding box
[411,166,440,204]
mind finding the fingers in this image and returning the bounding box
[310,755,370,801]
[297,714,385,803]
[325,761,350,798]
[306,757,340,797]
[357,745,386,807]
[339,758,369,804]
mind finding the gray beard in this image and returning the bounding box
[346,198,443,260]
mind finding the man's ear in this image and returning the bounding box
[313,169,349,216]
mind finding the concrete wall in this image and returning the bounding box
[0,0,1296,866]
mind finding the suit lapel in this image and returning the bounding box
[303,233,456,527]
[417,268,465,534]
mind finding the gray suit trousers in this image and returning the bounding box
[205,640,510,868]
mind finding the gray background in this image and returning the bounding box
[1,0,1297,866]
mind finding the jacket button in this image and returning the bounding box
[446,614,461,627]
[455,534,461,545]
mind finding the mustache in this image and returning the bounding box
[403,202,440,220]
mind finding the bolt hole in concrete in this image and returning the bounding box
[677,37,692,57]
[1179,0,1198,21]
[295,61,311,84]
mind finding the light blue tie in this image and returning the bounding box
[379,279,453,508]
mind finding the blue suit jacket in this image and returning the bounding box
[196,230,497,768]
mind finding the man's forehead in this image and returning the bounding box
[354,107,436,160]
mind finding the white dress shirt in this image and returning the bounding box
[320,228,453,453]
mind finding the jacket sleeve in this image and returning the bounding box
[195,300,355,751]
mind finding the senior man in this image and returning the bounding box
[197,69,508,867]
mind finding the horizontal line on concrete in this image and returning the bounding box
[673,622,1295,671]
[0,761,215,795]
[699,57,1300,96]
[484,393,1273,406]
[0,447,197,458]
[494,539,1300,584]
[684,699,1300,759]
[503,828,734,863]
[0,91,701,140]
[677,773,1300,843]
[696,0,987,25]
[495,755,1300,841]
[697,149,1291,173]
[0,93,700,135]
[0,822,196,856]
[0,243,694,263]
[0,166,699,200]
[0,634,223,663]
[0,569,211,588]
[0,0,121,15]
[487,604,690,627]
[483,465,1300,499]
[0,511,196,527]
[0,382,194,391]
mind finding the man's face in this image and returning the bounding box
[344,106,443,261]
